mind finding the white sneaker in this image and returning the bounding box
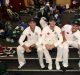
[56,62,60,70]
[40,64,45,69]
[63,63,68,68]
[56,65,60,70]
[48,63,52,70]
[18,62,25,69]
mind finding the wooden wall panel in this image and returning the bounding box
[24,0,30,7]
[56,0,71,6]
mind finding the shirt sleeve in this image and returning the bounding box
[35,27,42,46]
[73,30,80,44]
[62,25,65,31]
[54,27,63,47]
[36,27,46,46]
[62,25,71,32]
[18,28,28,46]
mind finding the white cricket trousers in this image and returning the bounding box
[17,45,43,66]
[37,45,52,67]
[56,41,79,67]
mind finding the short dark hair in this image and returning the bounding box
[28,18,36,23]
[49,18,56,22]
[72,21,80,26]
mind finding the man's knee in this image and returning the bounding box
[37,48,43,53]
[48,57,52,63]
[17,46,25,53]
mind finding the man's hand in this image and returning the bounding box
[30,44,36,48]
[22,45,31,53]
[45,44,55,50]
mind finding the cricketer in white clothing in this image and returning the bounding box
[56,22,80,70]
[38,19,63,70]
[73,30,80,67]
[17,18,42,69]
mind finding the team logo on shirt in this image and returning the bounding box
[47,32,50,35]
[67,32,69,34]
[28,33,31,36]
[40,34,42,36]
